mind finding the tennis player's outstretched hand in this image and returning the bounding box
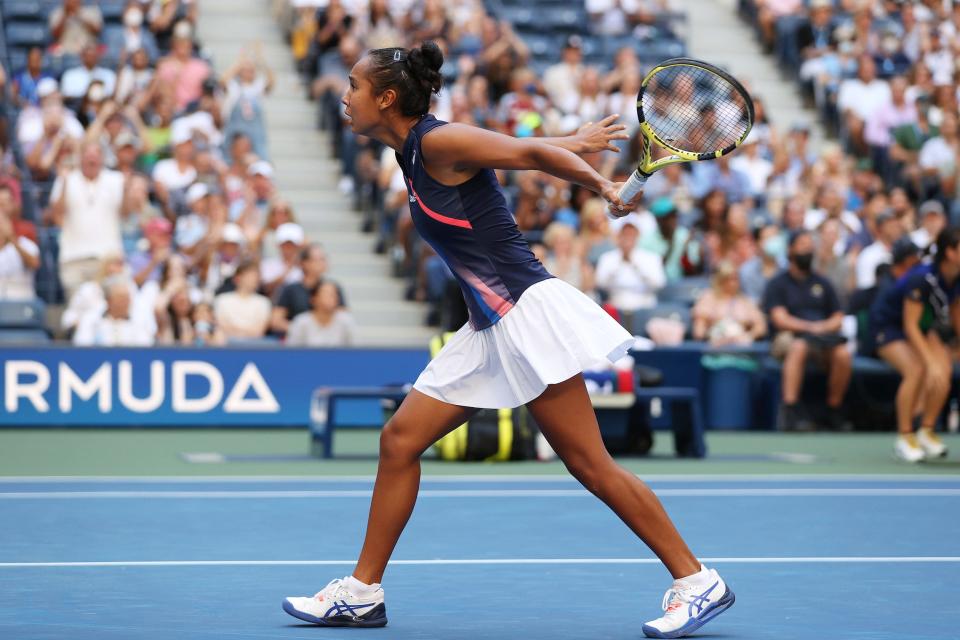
[575,114,629,153]
[601,180,643,218]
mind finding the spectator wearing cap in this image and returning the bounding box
[213,259,272,341]
[156,33,211,112]
[543,37,584,117]
[175,183,213,256]
[202,223,247,297]
[112,130,144,177]
[286,281,357,347]
[48,142,127,301]
[261,223,306,298]
[11,48,54,108]
[128,216,173,287]
[120,174,163,256]
[638,197,692,283]
[0,208,40,301]
[152,127,197,216]
[740,224,786,303]
[49,0,103,57]
[271,243,346,336]
[911,200,947,250]
[763,230,851,431]
[61,45,116,101]
[104,3,160,64]
[233,161,276,245]
[856,209,905,290]
[73,277,154,346]
[595,218,666,312]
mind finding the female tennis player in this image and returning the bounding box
[283,42,734,638]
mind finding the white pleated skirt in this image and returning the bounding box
[414,278,635,409]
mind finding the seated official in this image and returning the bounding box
[763,231,851,431]
[870,228,959,463]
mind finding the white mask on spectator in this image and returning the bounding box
[124,8,144,28]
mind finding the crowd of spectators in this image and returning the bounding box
[0,0,354,347]
[285,0,959,431]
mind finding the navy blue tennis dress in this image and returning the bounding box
[871,263,960,348]
[398,115,634,408]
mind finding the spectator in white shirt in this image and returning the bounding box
[151,127,196,215]
[49,0,102,57]
[856,209,904,290]
[214,260,272,340]
[918,111,958,188]
[261,222,305,299]
[48,141,126,301]
[73,277,154,346]
[804,182,862,253]
[729,132,773,201]
[0,211,40,301]
[543,37,584,115]
[837,55,891,152]
[60,44,116,100]
[595,219,666,311]
[286,281,356,347]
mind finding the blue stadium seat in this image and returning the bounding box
[0,328,51,344]
[542,9,587,34]
[100,0,126,22]
[638,39,686,63]
[2,0,45,22]
[519,32,559,60]
[6,48,29,73]
[0,298,47,329]
[4,23,49,47]
[498,6,535,30]
[659,276,711,306]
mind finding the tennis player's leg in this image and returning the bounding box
[283,389,475,626]
[526,373,734,638]
[879,340,927,461]
[353,389,476,583]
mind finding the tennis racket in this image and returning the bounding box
[617,58,755,205]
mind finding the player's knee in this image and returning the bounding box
[565,453,614,496]
[379,418,418,464]
[788,338,808,358]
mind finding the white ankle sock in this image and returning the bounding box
[678,564,712,587]
[345,575,380,597]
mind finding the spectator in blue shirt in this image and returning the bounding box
[11,48,53,108]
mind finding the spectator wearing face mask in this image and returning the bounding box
[105,3,160,64]
[763,231,851,431]
[60,44,116,101]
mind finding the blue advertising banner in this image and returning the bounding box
[0,347,429,427]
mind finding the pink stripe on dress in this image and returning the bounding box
[408,180,473,230]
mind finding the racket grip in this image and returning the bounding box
[618,171,648,202]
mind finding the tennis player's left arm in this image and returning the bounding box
[422,123,616,200]
[540,115,628,154]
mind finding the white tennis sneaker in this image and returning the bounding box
[642,567,735,639]
[895,434,926,463]
[917,429,948,458]
[283,577,387,627]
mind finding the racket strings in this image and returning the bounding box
[642,65,750,153]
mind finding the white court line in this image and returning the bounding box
[1,473,959,483]
[1,488,959,499]
[1,557,958,568]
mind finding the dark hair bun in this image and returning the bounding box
[407,41,444,94]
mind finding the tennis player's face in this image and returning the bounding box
[343,59,378,135]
